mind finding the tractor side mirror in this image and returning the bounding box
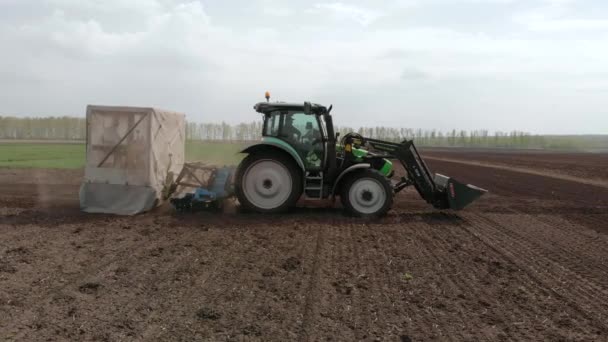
[303,101,312,114]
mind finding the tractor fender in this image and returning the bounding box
[240,141,305,172]
[330,163,371,196]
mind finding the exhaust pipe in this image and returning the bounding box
[433,174,487,210]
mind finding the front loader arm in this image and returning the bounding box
[365,138,441,206]
[346,137,486,210]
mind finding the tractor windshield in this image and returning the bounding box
[263,111,324,170]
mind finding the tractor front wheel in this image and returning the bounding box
[341,169,393,218]
[235,152,302,213]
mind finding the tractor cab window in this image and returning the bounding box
[286,112,324,170]
[263,111,324,170]
[264,111,282,136]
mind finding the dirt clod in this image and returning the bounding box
[242,324,262,336]
[0,262,16,273]
[196,307,221,321]
[332,280,354,295]
[261,268,276,277]
[282,257,301,271]
[78,282,102,294]
[6,247,29,256]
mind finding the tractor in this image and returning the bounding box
[234,100,486,217]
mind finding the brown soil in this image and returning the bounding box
[1,150,608,341]
[422,148,608,182]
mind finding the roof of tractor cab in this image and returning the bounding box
[254,102,328,115]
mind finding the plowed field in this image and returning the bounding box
[1,150,607,341]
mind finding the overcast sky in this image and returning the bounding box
[1,0,607,134]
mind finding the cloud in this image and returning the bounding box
[517,17,608,32]
[1,1,213,61]
[513,0,608,32]
[312,2,383,26]
[379,49,419,60]
[0,1,224,113]
[263,7,294,17]
[0,0,606,134]
[401,69,432,81]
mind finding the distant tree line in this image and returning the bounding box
[185,121,263,141]
[0,116,605,151]
[0,116,86,140]
[334,126,547,149]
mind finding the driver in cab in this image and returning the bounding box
[282,113,301,143]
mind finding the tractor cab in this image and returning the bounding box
[254,102,336,172]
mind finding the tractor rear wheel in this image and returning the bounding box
[341,169,393,218]
[235,152,302,213]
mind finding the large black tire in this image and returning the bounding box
[340,169,393,218]
[235,152,303,214]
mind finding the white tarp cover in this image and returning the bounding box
[80,105,185,215]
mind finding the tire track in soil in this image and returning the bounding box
[0,223,49,246]
[4,222,155,341]
[319,224,355,339]
[321,224,357,338]
[368,223,440,340]
[104,226,220,340]
[410,215,552,341]
[138,222,305,340]
[233,221,318,339]
[297,224,325,342]
[476,213,608,299]
[323,221,445,341]
[561,212,608,233]
[491,212,608,286]
[136,229,244,341]
[413,219,514,341]
[297,221,400,341]
[11,222,206,341]
[238,221,320,339]
[271,222,321,337]
[402,219,486,341]
[137,221,322,341]
[500,204,608,256]
[541,214,608,256]
[448,214,604,340]
[461,212,608,335]
[303,222,408,340]
[345,223,373,339]
[421,214,588,340]
[343,224,387,338]
[324,222,382,339]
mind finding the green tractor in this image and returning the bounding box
[235,100,486,217]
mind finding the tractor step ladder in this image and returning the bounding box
[304,171,324,199]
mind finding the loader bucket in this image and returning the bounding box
[434,174,487,210]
